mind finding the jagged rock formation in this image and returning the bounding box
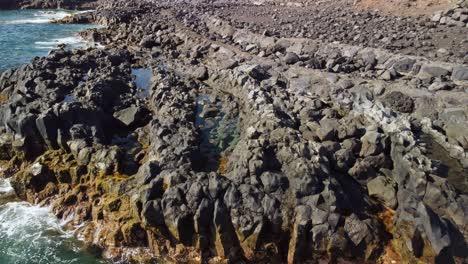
[432,0,468,27]
[0,0,98,10]
[0,0,467,263]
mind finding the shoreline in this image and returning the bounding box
[0,9,103,73]
[0,0,98,11]
[0,0,467,263]
[0,178,107,263]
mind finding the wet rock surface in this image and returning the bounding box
[0,0,468,263]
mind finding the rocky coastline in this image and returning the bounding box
[0,0,467,263]
[0,0,97,10]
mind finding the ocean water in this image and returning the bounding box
[0,9,98,71]
[0,179,105,264]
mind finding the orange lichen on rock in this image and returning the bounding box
[378,206,395,233]
[0,92,9,103]
[377,207,402,264]
[217,155,228,175]
[380,241,401,264]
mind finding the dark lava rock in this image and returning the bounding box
[382,91,415,113]
[114,105,150,127]
[140,36,156,49]
[284,52,300,64]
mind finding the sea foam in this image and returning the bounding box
[0,178,13,193]
[0,185,103,263]
[1,10,92,25]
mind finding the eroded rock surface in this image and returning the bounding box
[0,0,467,263]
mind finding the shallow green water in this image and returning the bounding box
[0,9,96,71]
[195,95,240,171]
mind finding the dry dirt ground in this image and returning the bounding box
[356,0,457,16]
[215,1,468,64]
[267,0,457,16]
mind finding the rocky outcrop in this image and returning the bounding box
[432,0,468,28]
[0,1,467,263]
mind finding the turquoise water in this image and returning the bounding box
[0,9,96,71]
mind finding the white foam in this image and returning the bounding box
[0,202,69,238]
[35,36,89,50]
[35,35,104,51]
[1,18,51,24]
[2,10,85,25]
[0,179,13,193]
[36,36,83,46]
[0,182,102,261]
[36,46,57,49]
[0,182,67,240]
[94,43,105,49]
[75,10,94,15]
[35,10,71,20]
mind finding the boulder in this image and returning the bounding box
[35,111,60,149]
[239,64,270,81]
[28,162,57,193]
[136,161,161,185]
[373,83,385,96]
[162,188,194,245]
[121,221,148,247]
[260,171,287,193]
[382,91,414,113]
[440,108,468,149]
[344,214,371,247]
[338,79,354,90]
[447,19,465,27]
[360,130,384,157]
[452,66,468,81]
[367,176,397,209]
[428,81,452,92]
[361,51,377,69]
[193,66,208,80]
[417,64,451,79]
[142,200,165,227]
[114,105,149,127]
[283,52,300,64]
[213,200,244,261]
[316,119,339,141]
[392,58,416,75]
[140,36,156,48]
[431,12,442,22]
[333,148,356,172]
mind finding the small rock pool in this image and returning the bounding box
[195,95,240,171]
[131,68,152,98]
